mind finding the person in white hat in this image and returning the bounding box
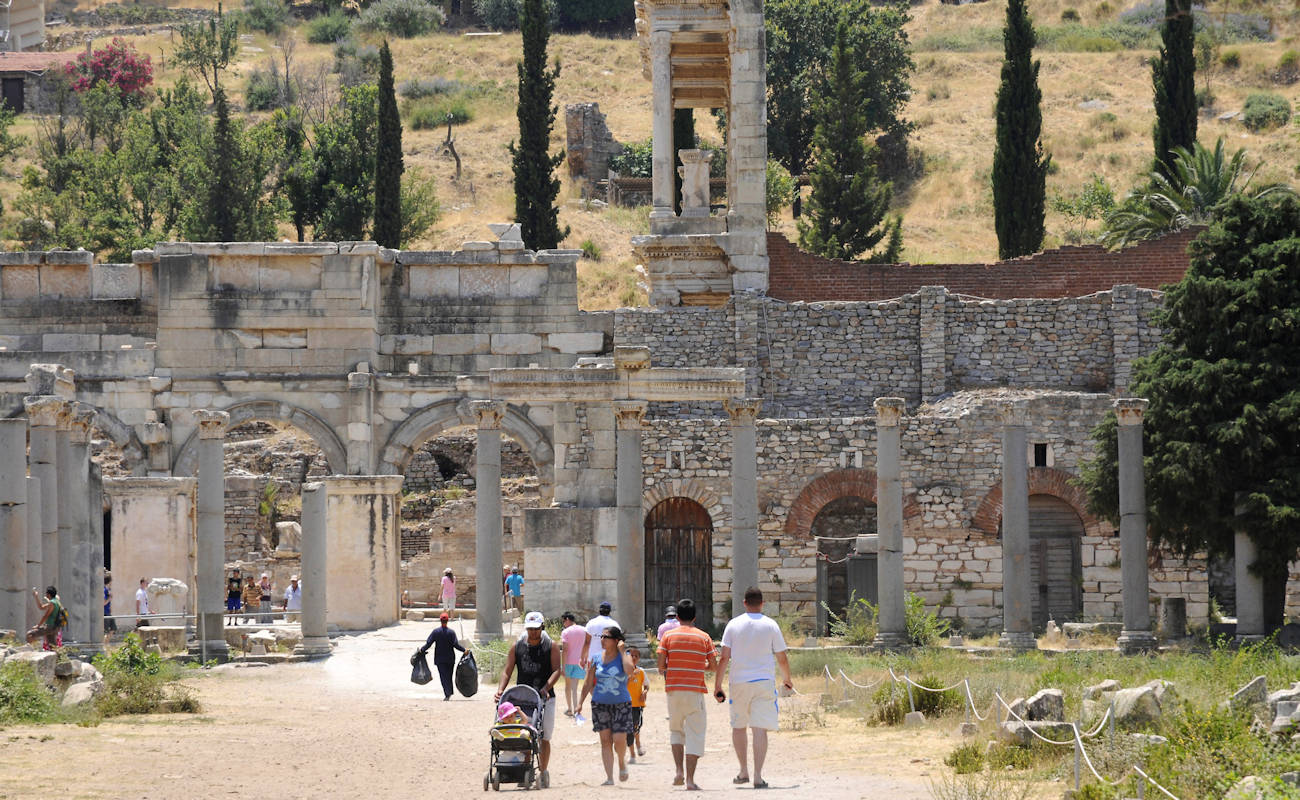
[258,572,273,624]
[440,567,456,619]
[495,610,561,788]
[283,575,302,620]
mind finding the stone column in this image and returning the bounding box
[55,406,75,634]
[997,401,1036,651]
[295,482,330,656]
[872,398,907,649]
[195,410,229,660]
[1114,399,1156,654]
[1234,496,1264,642]
[724,3,769,294]
[24,397,61,593]
[346,368,375,474]
[649,29,675,219]
[88,464,104,646]
[25,477,41,627]
[65,406,95,645]
[614,401,648,642]
[725,397,762,617]
[0,419,28,635]
[473,400,505,642]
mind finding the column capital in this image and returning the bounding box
[471,400,505,430]
[649,28,672,58]
[997,400,1028,427]
[873,397,906,427]
[613,401,648,430]
[195,409,230,440]
[24,396,66,428]
[1114,398,1149,426]
[723,397,762,425]
[68,404,96,444]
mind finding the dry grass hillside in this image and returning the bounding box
[9,0,1300,308]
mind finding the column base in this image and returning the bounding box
[998,631,1038,652]
[871,631,909,652]
[476,630,504,644]
[1116,630,1158,654]
[189,640,231,663]
[1235,633,1267,646]
[294,636,332,658]
[648,206,675,220]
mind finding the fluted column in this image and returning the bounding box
[295,482,330,656]
[615,401,648,641]
[649,29,675,219]
[725,398,762,616]
[998,401,1036,651]
[473,401,505,643]
[1114,399,1156,654]
[55,405,76,638]
[195,410,230,660]
[24,397,61,596]
[872,398,907,649]
[65,406,94,645]
[25,477,41,628]
[89,464,104,646]
[0,419,28,634]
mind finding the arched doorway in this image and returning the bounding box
[1029,494,1084,629]
[645,498,714,631]
[811,496,877,635]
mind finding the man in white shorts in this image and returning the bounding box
[714,586,793,789]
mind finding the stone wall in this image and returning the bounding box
[564,102,623,195]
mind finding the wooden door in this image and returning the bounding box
[645,498,713,631]
[1,78,23,114]
[1028,495,1084,629]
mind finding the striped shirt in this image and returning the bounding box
[659,625,715,693]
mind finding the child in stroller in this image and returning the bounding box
[485,685,544,791]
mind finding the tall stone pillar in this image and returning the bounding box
[872,398,907,649]
[296,482,330,656]
[25,477,41,627]
[65,406,95,645]
[89,464,104,645]
[346,368,375,474]
[997,401,1036,651]
[1234,496,1265,642]
[724,1,769,294]
[614,401,648,641]
[649,29,675,220]
[1114,399,1156,654]
[473,401,505,642]
[24,397,61,593]
[725,398,762,616]
[55,407,75,634]
[195,410,230,660]
[0,419,28,635]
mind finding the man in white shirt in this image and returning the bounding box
[135,578,150,626]
[283,575,302,618]
[713,586,793,790]
[581,600,618,668]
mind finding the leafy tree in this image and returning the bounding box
[66,38,153,102]
[373,41,403,248]
[399,167,442,247]
[509,0,568,249]
[0,107,27,168]
[1102,138,1294,248]
[766,0,913,179]
[181,86,280,242]
[174,6,240,99]
[311,84,379,241]
[1052,174,1115,244]
[1080,195,1300,631]
[765,159,795,229]
[1152,0,1196,176]
[797,23,899,262]
[992,0,1051,259]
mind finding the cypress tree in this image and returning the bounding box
[992,0,1051,259]
[509,0,568,250]
[672,108,695,215]
[797,22,898,262]
[373,40,403,248]
[1152,0,1196,176]
[209,86,238,242]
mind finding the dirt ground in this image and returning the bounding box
[0,622,974,800]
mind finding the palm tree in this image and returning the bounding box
[1101,137,1295,247]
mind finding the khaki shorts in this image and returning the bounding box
[666,691,707,757]
[729,679,779,730]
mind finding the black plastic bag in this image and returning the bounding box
[455,649,479,697]
[410,649,432,685]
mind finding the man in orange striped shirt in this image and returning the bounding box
[656,598,717,791]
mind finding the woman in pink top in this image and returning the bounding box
[560,611,587,717]
[440,568,456,618]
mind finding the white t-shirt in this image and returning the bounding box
[135,587,149,614]
[721,613,788,684]
[584,614,618,662]
[284,584,302,611]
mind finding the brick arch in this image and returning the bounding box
[642,479,728,531]
[784,468,920,539]
[971,466,1096,535]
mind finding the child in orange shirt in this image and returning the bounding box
[626,646,649,762]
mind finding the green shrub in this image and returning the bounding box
[579,239,601,260]
[871,673,963,724]
[556,0,632,28]
[608,139,652,178]
[1241,92,1292,132]
[92,633,196,717]
[824,592,878,645]
[236,0,288,34]
[765,159,795,229]
[944,741,986,774]
[406,96,473,129]
[358,0,445,38]
[1060,8,1080,21]
[1220,48,1241,68]
[305,12,352,44]
[1275,50,1300,85]
[399,77,462,99]
[0,661,58,723]
[1196,85,1215,109]
[474,0,520,30]
[243,69,284,111]
[905,591,950,646]
[1194,31,1218,70]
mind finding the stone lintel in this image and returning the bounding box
[25,363,75,399]
[1114,398,1149,425]
[320,475,404,496]
[103,477,197,497]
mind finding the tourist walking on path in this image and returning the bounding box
[626,646,648,763]
[559,611,586,716]
[103,573,117,635]
[440,568,456,618]
[26,586,64,649]
[656,598,717,791]
[505,567,525,619]
[714,586,793,790]
[576,625,635,785]
[495,611,562,788]
[135,577,150,627]
[657,605,680,641]
[582,600,618,668]
[419,612,466,700]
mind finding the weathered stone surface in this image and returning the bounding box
[997,720,1075,746]
[1224,776,1265,800]
[54,659,78,678]
[1144,679,1176,706]
[61,679,104,707]
[903,711,925,728]
[1083,679,1120,700]
[406,610,425,621]
[1268,687,1300,718]
[1230,676,1268,712]
[1112,686,1161,726]
[1025,688,1065,722]
[9,650,56,685]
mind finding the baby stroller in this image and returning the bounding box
[485,684,544,791]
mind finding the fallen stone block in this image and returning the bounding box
[406,610,426,622]
[1025,688,1065,722]
[8,650,56,686]
[1268,687,1300,719]
[1083,679,1120,700]
[75,663,102,684]
[54,659,79,678]
[1144,679,1176,705]
[1112,686,1161,727]
[903,711,925,728]
[61,679,104,707]
[1230,676,1268,712]
[997,720,1076,746]
[954,722,977,737]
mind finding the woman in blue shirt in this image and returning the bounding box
[576,625,635,784]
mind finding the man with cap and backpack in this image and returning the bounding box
[495,610,562,788]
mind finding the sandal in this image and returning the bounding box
[619,768,629,782]
[733,775,750,784]
[673,776,685,786]
[754,780,770,789]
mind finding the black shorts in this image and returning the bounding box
[592,702,633,734]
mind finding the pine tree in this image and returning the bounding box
[797,22,898,262]
[373,40,403,249]
[672,108,695,216]
[509,0,568,250]
[992,0,1051,259]
[1151,0,1196,176]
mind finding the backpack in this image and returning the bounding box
[49,599,67,630]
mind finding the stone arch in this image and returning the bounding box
[172,400,348,477]
[784,468,919,539]
[377,398,554,500]
[7,401,146,475]
[642,478,729,531]
[971,466,1097,535]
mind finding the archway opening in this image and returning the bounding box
[645,497,714,631]
[1028,494,1084,629]
[811,496,877,635]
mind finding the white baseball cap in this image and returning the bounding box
[524,611,545,629]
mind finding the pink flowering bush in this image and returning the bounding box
[67,38,153,100]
